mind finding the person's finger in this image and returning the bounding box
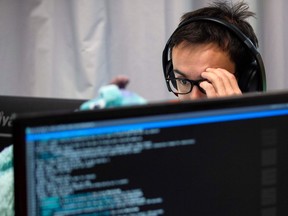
[201,69,227,96]
[199,80,217,97]
[202,68,242,96]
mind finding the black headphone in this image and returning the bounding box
[162,17,267,93]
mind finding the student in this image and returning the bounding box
[162,0,266,100]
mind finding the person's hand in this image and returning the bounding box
[199,68,242,98]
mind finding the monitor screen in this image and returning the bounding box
[13,91,288,216]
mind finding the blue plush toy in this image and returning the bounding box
[0,144,13,215]
[80,84,146,110]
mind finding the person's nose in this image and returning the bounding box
[188,86,206,99]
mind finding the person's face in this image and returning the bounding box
[171,42,235,100]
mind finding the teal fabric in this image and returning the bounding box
[80,84,146,110]
[0,145,14,215]
[0,85,146,215]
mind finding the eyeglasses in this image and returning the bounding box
[166,78,207,95]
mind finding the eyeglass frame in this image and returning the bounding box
[166,77,207,95]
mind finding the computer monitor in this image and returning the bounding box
[0,95,85,151]
[13,91,288,216]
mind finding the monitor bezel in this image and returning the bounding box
[12,90,288,215]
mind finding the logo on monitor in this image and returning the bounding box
[0,111,16,128]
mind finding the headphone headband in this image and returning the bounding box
[162,16,266,92]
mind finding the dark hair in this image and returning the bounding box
[170,0,258,78]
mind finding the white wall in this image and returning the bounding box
[0,0,286,102]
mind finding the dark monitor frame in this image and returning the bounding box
[13,91,288,216]
[0,95,85,151]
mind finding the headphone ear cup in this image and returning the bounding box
[238,61,261,92]
[166,60,178,89]
[166,60,174,78]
